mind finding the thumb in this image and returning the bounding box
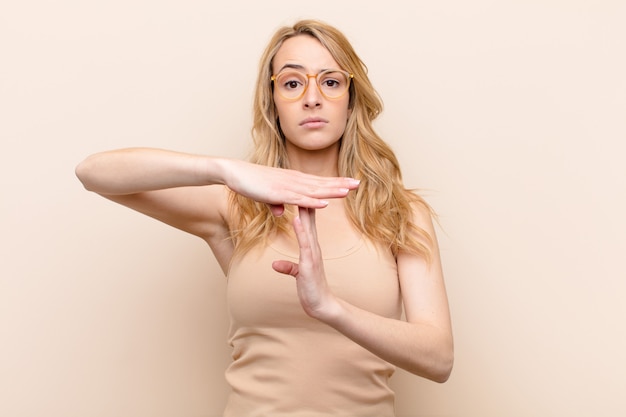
[269,204,285,217]
[272,260,299,277]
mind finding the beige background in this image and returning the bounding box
[1,1,625,416]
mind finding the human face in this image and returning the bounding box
[272,35,351,156]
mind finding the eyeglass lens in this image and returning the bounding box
[274,70,350,100]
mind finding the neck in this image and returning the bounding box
[286,143,340,176]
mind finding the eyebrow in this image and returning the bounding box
[278,63,305,72]
[276,63,332,74]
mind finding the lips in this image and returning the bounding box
[299,117,328,127]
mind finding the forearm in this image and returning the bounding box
[322,298,454,383]
[273,208,453,381]
[75,147,229,195]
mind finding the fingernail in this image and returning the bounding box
[349,178,361,186]
[320,200,329,206]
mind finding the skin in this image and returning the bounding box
[272,36,352,177]
[75,34,453,382]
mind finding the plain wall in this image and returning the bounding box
[1,1,625,416]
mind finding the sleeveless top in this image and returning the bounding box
[224,236,402,417]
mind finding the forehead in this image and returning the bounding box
[272,35,340,74]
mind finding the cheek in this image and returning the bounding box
[337,103,351,125]
[274,103,297,139]
[274,100,292,123]
[337,97,351,121]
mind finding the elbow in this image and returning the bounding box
[432,329,454,383]
[432,339,454,383]
[435,340,455,383]
[75,157,99,192]
[404,348,454,383]
[74,160,91,190]
[417,341,454,383]
[432,352,454,383]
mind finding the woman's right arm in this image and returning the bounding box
[75,148,236,250]
[75,147,227,195]
[75,147,359,239]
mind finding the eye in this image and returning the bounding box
[277,72,306,90]
[322,79,340,88]
[284,79,302,90]
[319,71,346,89]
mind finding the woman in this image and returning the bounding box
[76,19,453,416]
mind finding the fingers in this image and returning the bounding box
[293,207,321,265]
[272,260,299,276]
[275,207,331,319]
[301,177,360,199]
[297,206,317,243]
[293,207,310,250]
[273,208,318,277]
[268,203,285,217]
[281,175,360,208]
[231,161,360,210]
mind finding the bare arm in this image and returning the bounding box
[272,206,453,382]
[76,147,358,201]
[76,148,219,194]
[75,147,360,247]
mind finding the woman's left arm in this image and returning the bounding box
[272,206,454,383]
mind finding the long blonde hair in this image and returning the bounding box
[229,19,434,260]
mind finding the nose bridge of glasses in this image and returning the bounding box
[304,73,323,97]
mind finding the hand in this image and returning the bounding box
[224,160,360,216]
[272,207,339,319]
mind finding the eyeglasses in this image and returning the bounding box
[271,69,354,101]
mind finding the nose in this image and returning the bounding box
[303,74,322,108]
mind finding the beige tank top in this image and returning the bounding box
[224,236,402,416]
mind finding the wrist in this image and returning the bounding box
[312,295,344,326]
[203,156,231,186]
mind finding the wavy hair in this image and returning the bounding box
[229,19,434,261]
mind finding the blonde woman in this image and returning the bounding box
[76,19,453,416]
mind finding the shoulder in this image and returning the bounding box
[396,193,438,261]
[409,197,436,230]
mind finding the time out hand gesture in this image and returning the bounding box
[224,160,360,216]
[271,207,338,319]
